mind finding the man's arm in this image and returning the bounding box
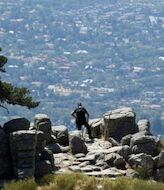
[71,110,77,119]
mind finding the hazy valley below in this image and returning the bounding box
[0,0,163,135]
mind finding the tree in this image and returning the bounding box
[0,48,39,112]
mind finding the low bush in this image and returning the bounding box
[4,177,37,190]
[4,173,164,190]
[101,177,164,190]
[160,139,164,150]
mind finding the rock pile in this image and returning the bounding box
[10,130,37,179]
[90,107,137,141]
[0,116,55,179]
[0,107,163,182]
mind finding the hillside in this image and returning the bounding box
[0,0,163,135]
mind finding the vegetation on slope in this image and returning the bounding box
[4,173,164,190]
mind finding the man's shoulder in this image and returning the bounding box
[75,107,86,112]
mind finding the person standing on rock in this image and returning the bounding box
[71,103,93,140]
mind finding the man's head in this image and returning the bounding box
[77,102,82,107]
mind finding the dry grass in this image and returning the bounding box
[158,138,164,152]
[160,138,164,149]
[4,173,164,190]
[101,177,164,190]
[4,177,37,190]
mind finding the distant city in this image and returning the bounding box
[0,0,163,135]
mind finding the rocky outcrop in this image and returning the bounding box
[155,151,164,181]
[0,129,11,179]
[121,134,132,146]
[128,153,154,176]
[89,118,104,138]
[35,148,54,177]
[104,145,132,161]
[10,130,37,179]
[34,114,52,144]
[52,125,69,146]
[105,153,126,169]
[155,168,164,182]
[130,134,159,156]
[9,129,55,179]
[35,160,53,177]
[3,118,30,134]
[0,107,163,182]
[103,107,137,141]
[137,119,150,133]
[46,143,62,154]
[156,151,164,168]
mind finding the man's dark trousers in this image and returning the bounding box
[76,120,92,139]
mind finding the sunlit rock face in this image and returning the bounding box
[103,107,137,141]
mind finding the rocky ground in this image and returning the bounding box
[0,107,164,186]
[54,138,135,178]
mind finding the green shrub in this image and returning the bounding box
[100,178,115,190]
[101,177,164,190]
[128,178,164,190]
[38,174,55,186]
[160,139,164,151]
[74,177,97,190]
[4,178,37,190]
[39,173,88,190]
[101,177,132,190]
[135,167,151,179]
[3,173,164,190]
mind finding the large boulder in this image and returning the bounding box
[156,151,164,168]
[105,153,118,165]
[155,167,164,182]
[130,134,160,156]
[3,118,30,134]
[117,145,132,161]
[121,134,132,146]
[106,145,132,161]
[10,130,37,179]
[78,154,96,165]
[40,148,54,169]
[0,129,11,178]
[46,143,62,154]
[34,114,50,125]
[105,153,126,169]
[52,125,69,146]
[114,156,126,169]
[69,131,88,155]
[35,160,53,177]
[89,118,104,138]
[34,114,52,144]
[103,107,136,141]
[128,153,154,176]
